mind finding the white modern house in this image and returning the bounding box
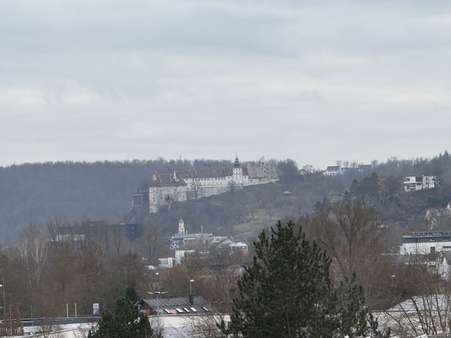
[324,166,342,176]
[323,163,373,176]
[403,175,438,192]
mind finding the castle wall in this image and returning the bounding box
[148,175,277,214]
[148,185,189,213]
[146,161,278,214]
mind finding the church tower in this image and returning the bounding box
[178,218,187,236]
[233,157,243,182]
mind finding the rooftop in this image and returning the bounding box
[142,296,210,315]
[326,166,341,171]
[402,231,451,243]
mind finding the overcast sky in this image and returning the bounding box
[1,0,451,168]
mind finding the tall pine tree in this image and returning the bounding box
[89,288,156,338]
[221,221,388,338]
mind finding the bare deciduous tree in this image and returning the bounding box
[381,261,451,336]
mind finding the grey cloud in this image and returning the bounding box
[1,0,451,167]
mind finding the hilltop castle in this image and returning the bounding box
[130,158,278,217]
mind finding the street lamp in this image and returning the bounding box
[0,281,7,335]
[189,279,195,305]
[153,272,160,290]
[0,282,5,315]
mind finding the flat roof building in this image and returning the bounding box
[400,231,451,255]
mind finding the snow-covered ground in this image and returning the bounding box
[11,315,229,337]
[13,322,96,338]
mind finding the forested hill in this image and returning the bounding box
[2,152,451,242]
[148,152,451,241]
[0,159,231,240]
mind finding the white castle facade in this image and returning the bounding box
[132,158,278,215]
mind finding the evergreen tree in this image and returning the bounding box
[221,221,388,338]
[89,288,155,338]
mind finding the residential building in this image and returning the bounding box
[400,232,451,255]
[158,257,175,269]
[403,175,438,192]
[140,296,228,338]
[229,242,249,255]
[323,163,373,176]
[300,164,315,175]
[324,166,342,176]
[161,219,249,266]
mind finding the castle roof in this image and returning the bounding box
[147,159,251,188]
[234,157,241,168]
[150,168,248,183]
[183,167,247,179]
[149,172,187,187]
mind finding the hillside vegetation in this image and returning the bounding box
[2,152,451,241]
[0,159,230,240]
[142,152,451,240]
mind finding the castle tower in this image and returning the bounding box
[233,157,243,178]
[233,157,243,184]
[178,218,187,236]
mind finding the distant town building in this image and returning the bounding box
[229,242,249,256]
[158,257,175,269]
[403,175,438,192]
[323,163,373,176]
[324,165,342,176]
[170,219,213,251]
[174,249,195,265]
[400,232,451,255]
[141,296,211,317]
[300,164,315,175]
[130,158,278,216]
[161,219,249,266]
[388,251,451,281]
[357,164,373,171]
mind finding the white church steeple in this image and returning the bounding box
[178,218,187,236]
[233,156,242,176]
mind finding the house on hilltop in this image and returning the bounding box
[403,175,438,192]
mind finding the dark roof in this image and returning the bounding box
[402,232,451,243]
[142,296,210,315]
[326,166,340,171]
[148,166,249,187]
[182,168,235,178]
[149,173,187,187]
[234,157,241,168]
